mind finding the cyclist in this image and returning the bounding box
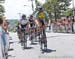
[29,15,35,29]
[19,14,29,46]
[34,6,50,51]
[29,15,36,44]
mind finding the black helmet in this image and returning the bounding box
[22,14,26,18]
[38,6,44,11]
[30,15,33,17]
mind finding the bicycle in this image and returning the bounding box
[21,28,28,49]
[29,27,35,44]
[38,23,47,53]
[34,19,48,52]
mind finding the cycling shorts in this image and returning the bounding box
[21,24,27,32]
[39,19,45,26]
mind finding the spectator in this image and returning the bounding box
[0,18,6,59]
[2,20,10,59]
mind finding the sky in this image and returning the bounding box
[4,0,45,19]
[4,0,75,19]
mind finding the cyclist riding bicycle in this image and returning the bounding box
[34,6,50,51]
[19,15,29,43]
[29,15,35,43]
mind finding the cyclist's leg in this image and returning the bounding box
[18,30,23,42]
[39,32,43,50]
[30,36,33,43]
[20,32,24,46]
[44,38,47,50]
[23,24,29,48]
[43,26,47,50]
[20,25,24,46]
[41,20,47,50]
[23,31,27,49]
[29,27,33,44]
[40,41,43,50]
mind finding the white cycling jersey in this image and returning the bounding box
[20,19,28,25]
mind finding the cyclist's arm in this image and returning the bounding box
[34,11,39,19]
[44,11,50,26]
[18,19,21,26]
[34,11,40,26]
[45,11,50,21]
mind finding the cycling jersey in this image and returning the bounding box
[20,19,28,29]
[38,12,45,20]
[34,11,49,22]
[29,19,35,27]
[20,19,28,25]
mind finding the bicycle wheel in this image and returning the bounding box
[23,31,27,49]
[40,28,47,51]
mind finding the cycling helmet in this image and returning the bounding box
[22,14,26,18]
[38,6,44,11]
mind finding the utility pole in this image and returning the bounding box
[28,0,34,12]
[73,0,74,18]
[31,0,34,12]
[72,0,74,32]
[72,0,74,22]
[35,0,38,10]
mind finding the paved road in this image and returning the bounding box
[8,32,75,59]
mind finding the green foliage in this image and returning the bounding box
[63,9,73,17]
[0,0,5,16]
[0,5,5,13]
[0,0,5,3]
[43,0,72,20]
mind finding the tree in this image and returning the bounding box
[0,0,5,17]
[63,9,73,17]
[0,5,5,16]
[43,0,72,21]
[0,0,5,3]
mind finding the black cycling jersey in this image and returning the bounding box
[29,19,35,27]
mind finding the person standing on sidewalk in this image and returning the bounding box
[0,18,6,59]
[2,20,10,58]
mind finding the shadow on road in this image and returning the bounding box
[42,49,56,53]
[30,43,38,45]
[8,48,14,51]
[8,55,15,57]
[9,42,14,44]
[23,47,34,50]
[47,35,68,38]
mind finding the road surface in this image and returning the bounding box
[8,32,75,59]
